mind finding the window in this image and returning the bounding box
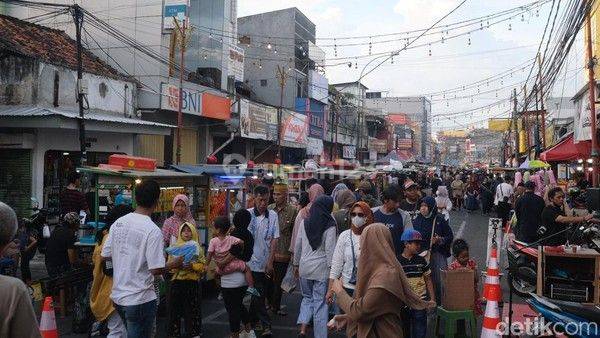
[260,79,268,87]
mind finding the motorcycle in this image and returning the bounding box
[506,212,600,298]
[525,293,600,338]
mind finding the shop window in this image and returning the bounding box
[260,79,268,87]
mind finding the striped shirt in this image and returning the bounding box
[398,254,431,299]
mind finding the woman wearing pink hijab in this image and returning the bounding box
[162,194,197,246]
[289,183,325,254]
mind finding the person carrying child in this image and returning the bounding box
[165,221,207,337]
[448,239,483,316]
[398,229,435,338]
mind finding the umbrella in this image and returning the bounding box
[528,160,551,169]
[519,159,530,169]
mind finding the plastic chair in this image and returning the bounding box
[435,306,477,337]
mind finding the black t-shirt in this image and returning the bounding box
[373,207,405,258]
[515,192,546,243]
[44,226,76,268]
[541,205,567,246]
[399,200,419,219]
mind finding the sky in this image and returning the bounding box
[238,0,585,133]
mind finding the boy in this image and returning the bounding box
[399,229,435,338]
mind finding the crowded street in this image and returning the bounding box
[2,0,600,337]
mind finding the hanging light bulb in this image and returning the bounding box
[369,37,372,55]
[334,38,337,57]
[209,32,213,39]
[302,51,306,56]
[536,9,539,17]
[274,47,278,54]
[441,36,445,44]
[203,54,207,60]
[480,21,483,30]
[486,20,490,28]
[267,42,272,50]
[355,62,358,69]
[467,33,471,46]
[446,101,449,107]
[521,14,525,22]
[391,55,394,64]
[428,44,432,56]
[508,23,512,31]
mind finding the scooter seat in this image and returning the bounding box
[542,297,600,324]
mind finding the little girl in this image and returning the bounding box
[449,239,483,316]
[207,216,258,296]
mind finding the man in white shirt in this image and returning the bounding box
[494,176,514,226]
[101,180,182,338]
[247,185,279,337]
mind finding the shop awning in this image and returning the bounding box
[0,105,174,135]
[171,164,252,177]
[540,132,592,162]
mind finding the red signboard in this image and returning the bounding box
[202,93,231,120]
[387,114,410,125]
[108,154,156,171]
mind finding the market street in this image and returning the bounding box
[32,209,502,338]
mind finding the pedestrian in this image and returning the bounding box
[290,184,324,255]
[329,223,435,338]
[448,239,483,316]
[162,194,197,247]
[59,171,90,216]
[373,186,413,259]
[101,180,183,338]
[451,175,464,210]
[266,182,297,316]
[479,178,494,215]
[494,176,514,227]
[400,180,421,217]
[435,186,453,222]
[16,219,38,284]
[327,201,372,303]
[293,195,337,338]
[514,181,545,243]
[464,183,479,212]
[430,174,442,198]
[332,189,357,234]
[0,202,41,338]
[221,209,255,338]
[331,183,349,210]
[356,181,381,208]
[44,211,80,278]
[412,196,453,306]
[247,185,280,337]
[90,204,133,338]
[166,221,206,337]
[399,229,435,338]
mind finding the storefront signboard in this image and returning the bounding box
[160,83,202,115]
[342,145,356,159]
[240,100,267,139]
[282,109,308,145]
[306,137,323,156]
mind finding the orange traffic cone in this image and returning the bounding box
[39,296,58,338]
[481,246,502,338]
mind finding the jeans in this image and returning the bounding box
[107,311,126,338]
[298,278,328,338]
[115,299,157,338]
[265,261,289,312]
[409,309,427,338]
[250,272,271,329]
[222,286,250,333]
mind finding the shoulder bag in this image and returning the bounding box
[418,216,437,263]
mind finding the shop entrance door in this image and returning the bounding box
[0,149,32,218]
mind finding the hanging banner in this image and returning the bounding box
[240,100,267,139]
[295,98,326,139]
[265,106,278,141]
[370,139,388,153]
[281,110,308,145]
[574,94,594,143]
[306,137,323,156]
[160,82,202,115]
[201,93,231,120]
[228,45,245,82]
[342,145,356,159]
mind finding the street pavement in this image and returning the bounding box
[30,208,515,337]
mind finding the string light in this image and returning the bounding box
[267,42,272,50]
[467,33,471,46]
[508,23,512,31]
[521,14,525,22]
[428,44,432,56]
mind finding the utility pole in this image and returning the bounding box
[173,16,188,165]
[523,84,530,152]
[72,5,86,166]
[513,88,519,167]
[537,53,546,150]
[276,65,288,161]
[585,5,599,187]
[334,95,340,160]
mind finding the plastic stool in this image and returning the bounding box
[435,306,477,337]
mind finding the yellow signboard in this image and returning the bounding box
[488,118,511,132]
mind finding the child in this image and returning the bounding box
[207,216,258,296]
[449,239,483,316]
[166,222,206,337]
[399,229,435,338]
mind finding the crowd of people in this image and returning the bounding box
[1,166,598,338]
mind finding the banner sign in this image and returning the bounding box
[228,45,245,82]
[295,98,326,139]
[574,93,595,143]
[370,139,388,153]
[164,1,187,29]
[240,100,266,139]
[201,92,230,120]
[306,137,324,156]
[265,106,278,141]
[308,70,328,104]
[160,83,202,115]
[342,145,356,159]
[282,109,308,145]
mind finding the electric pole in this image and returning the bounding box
[538,53,546,150]
[173,16,188,165]
[585,4,599,187]
[513,88,519,167]
[72,5,86,166]
[276,65,288,161]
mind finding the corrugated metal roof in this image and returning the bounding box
[171,164,252,177]
[0,105,174,129]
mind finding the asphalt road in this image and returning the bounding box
[30,209,513,337]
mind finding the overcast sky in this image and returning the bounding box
[238,0,585,133]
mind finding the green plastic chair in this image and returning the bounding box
[435,306,477,337]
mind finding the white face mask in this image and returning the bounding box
[352,216,366,228]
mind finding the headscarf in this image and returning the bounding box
[547,169,557,185]
[435,186,449,199]
[349,223,432,337]
[420,196,437,219]
[299,183,325,219]
[331,183,349,202]
[349,201,374,227]
[514,171,523,187]
[162,194,196,245]
[304,195,336,251]
[335,189,356,210]
[531,174,544,197]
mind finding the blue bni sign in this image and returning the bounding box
[164,4,187,19]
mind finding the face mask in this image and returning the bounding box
[352,216,366,228]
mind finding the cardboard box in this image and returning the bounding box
[442,269,475,311]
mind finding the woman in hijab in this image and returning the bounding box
[330,223,435,338]
[292,195,337,338]
[162,194,196,246]
[331,183,349,210]
[412,196,453,305]
[333,190,358,234]
[290,184,325,254]
[435,186,452,222]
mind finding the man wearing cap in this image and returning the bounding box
[398,229,434,338]
[266,182,297,316]
[356,181,381,208]
[399,180,422,217]
[514,181,545,243]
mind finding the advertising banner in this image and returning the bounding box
[163,0,187,29]
[370,139,388,153]
[228,45,245,82]
[308,70,329,104]
[342,145,356,159]
[240,100,267,139]
[265,106,278,141]
[296,98,326,139]
[574,94,595,143]
[160,82,202,115]
[282,109,308,145]
[306,137,324,156]
[396,138,412,150]
[201,92,231,120]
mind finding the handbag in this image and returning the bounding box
[348,233,357,285]
[418,216,437,263]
